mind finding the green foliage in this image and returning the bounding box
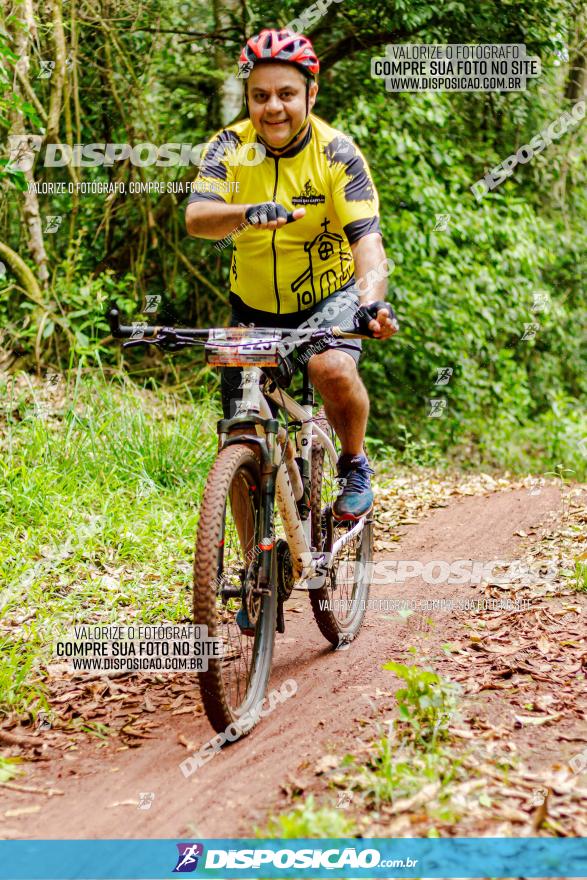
[0,0,585,477]
[0,639,46,717]
[574,559,587,592]
[0,30,40,192]
[383,661,461,747]
[261,794,357,838]
[1,269,138,363]
[0,372,218,717]
[355,735,462,809]
[0,756,22,782]
[343,81,587,477]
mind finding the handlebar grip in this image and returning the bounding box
[108,306,122,337]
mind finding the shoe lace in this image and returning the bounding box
[338,462,374,494]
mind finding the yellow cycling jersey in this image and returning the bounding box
[188,113,381,314]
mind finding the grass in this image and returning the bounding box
[351,734,463,812]
[0,756,22,782]
[0,369,218,720]
[382,660,461,748]
[575,559,587,592]
[259,794,357,838]
[353,663,465,815]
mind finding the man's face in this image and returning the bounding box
[247,63,318,148]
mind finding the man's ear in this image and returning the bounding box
[308,81,319,111]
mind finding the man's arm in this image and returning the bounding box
[351,232,387,304]
[185,201,249,240]
[351,233,397,339]
[328,134,395,338]
[185,201,306,239]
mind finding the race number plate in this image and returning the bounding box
[205,328,281,367]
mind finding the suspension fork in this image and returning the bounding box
[257,421,278,594]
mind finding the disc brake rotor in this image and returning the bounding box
[244,564,262,626]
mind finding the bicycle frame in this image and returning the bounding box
[217,364,365,591]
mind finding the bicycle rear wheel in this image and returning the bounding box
[194,444,276,734]
[309,413,373,646]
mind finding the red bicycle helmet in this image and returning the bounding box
[239,28,319,78]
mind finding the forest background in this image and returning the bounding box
[1,0,586,477]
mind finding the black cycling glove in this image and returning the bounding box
[353,300,399,336]
[245,202,291,226]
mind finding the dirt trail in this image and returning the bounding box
[2,482,583,839]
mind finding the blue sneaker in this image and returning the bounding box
[332,453,374,521]
[236,603,255,637]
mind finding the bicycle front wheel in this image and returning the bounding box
[194,444,276,734]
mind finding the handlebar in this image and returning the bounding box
[107,305,385,351]
[108,307,209,340]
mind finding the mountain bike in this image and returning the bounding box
[108,305,379,735]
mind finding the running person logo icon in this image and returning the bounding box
[173,843,204,873]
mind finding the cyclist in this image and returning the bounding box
[186,28,398,522]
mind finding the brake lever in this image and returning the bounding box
[122,337,154,349]
[122,328,196,351]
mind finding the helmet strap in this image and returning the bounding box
[258,117,310,155]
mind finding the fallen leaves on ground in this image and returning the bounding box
[320,476,587,838]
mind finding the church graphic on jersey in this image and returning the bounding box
[291,218,354,311]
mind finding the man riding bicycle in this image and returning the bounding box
[185,28,398,522]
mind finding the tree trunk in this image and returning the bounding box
[221,73,244,126]
[9,0,50,288]
[564,8,587,103]
[214,0,244,127]
[45,0,67,143]
[0,239,44,305]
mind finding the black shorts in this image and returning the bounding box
[221,280,362,418]
[229,279,362,364]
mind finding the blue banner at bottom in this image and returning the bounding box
[0,837,586,879]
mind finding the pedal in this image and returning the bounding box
[335,632,354,651]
